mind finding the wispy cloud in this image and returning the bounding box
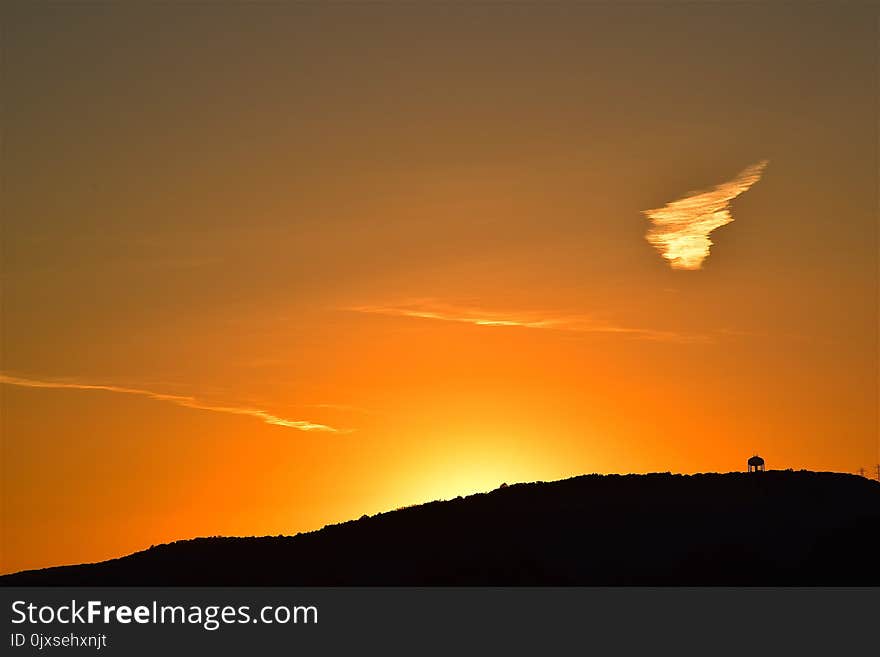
[348,301,706,343]
[644,160,768,270]
[0,374,344,432]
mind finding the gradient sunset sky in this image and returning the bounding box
[1,2,877,574]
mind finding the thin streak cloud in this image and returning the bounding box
[0,374,343,432]
[349,301,706,343]
[644,160,768,270]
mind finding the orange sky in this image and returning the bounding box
[1,3,877,574]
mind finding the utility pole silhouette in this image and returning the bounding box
[858,467,865,477]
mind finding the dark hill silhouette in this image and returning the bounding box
[3,471,879,585]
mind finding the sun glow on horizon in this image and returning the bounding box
[382,431,579,511]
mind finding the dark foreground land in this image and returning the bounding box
[3,471,879,585]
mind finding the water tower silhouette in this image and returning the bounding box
[747,455,765,473]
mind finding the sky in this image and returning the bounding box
[1,2,877,575]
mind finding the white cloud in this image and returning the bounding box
[644,160,768,270]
